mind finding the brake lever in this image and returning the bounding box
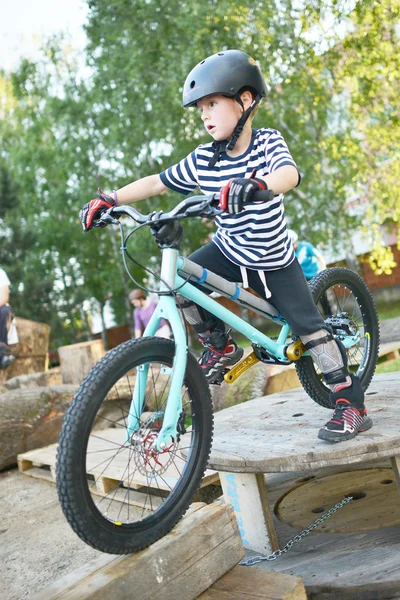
[185,195,222,219]
[96,208,120,227]
[185,202,207,216]
[200,206,223,219]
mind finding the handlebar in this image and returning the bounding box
[97,190,275,228]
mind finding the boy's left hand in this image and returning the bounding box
[79,189,116,231]
[220,177,267,214]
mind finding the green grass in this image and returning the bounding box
[375,358,400,375]
[376,303,400,322]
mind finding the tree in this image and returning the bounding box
[325,0,400,273]
[2,0,399,352]
[82,0,368,249]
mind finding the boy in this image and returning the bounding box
[79,50,371,443]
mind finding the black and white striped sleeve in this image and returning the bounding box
[159,151,199,195]
[265,130,301,185]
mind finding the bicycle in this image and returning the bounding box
[56,191,379,554]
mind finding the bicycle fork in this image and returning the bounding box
[126,249,187,452]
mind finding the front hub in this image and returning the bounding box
[131,414,176,476]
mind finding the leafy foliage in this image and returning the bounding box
[328,0,400,273]
[1,0,398,348]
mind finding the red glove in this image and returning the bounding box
[220,177,267,214]
[79,189,116,231]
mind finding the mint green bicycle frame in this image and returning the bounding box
[126,247,359,451]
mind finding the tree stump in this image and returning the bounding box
[0,317,50,383]
[58,340,106,385]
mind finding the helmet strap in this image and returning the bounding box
[226,93,261,151]
[208,140,228,168]
[208,93,261,167]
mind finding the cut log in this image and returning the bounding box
[0,384,77,470]
[4,368,62,391]
[58,339,106,384]
[1,317,50,382]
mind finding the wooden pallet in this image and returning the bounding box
[18,428,219,509]
[378,341,400,362]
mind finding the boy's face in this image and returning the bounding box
[196,94,242,141]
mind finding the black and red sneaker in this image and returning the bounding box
[199,338,244,384]
[318,398,373,442]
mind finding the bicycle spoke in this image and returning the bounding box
[80,352,200,526]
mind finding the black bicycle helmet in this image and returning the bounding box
[182,50,268,166]
[182,50,267,107]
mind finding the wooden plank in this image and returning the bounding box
[390,455,400,494]
[17,461,163,510]
[31,502,244,600]
[18,444,57,468]
[18,457,35,472]
[219,472,278,554]
[256,473,279,551]
[19,465,54,483]
[198,566,307,600]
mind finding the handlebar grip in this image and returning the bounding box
[253,189,275,202]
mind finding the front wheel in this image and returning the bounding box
[56,337,213,554]
[295,268,380,409]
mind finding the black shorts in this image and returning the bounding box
[188,242,327,337]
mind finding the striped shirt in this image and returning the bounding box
[160,128,299,271]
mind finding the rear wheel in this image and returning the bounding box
[295,268,380,409]
[56,337,213,554]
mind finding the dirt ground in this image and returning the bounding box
[1,468,103,600]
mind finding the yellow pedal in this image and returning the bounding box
[285,339,306,361]
[224,350,260,384]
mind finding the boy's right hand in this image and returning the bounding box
[79,189,116,231]
[220,177,267,214]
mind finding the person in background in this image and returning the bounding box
[288,229,327,281]
[0,268,15,369]
[129,289,171,339]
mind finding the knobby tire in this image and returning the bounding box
[295,267,380,409]
[56,337,213,554]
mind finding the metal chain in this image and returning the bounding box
[239,496,353,566]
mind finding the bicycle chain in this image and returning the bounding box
[239,496,353,566]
